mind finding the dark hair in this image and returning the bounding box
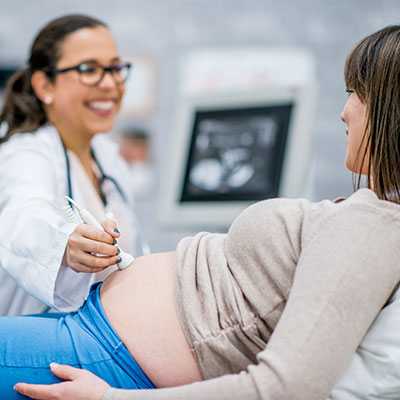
[0,14,107,143]
[344,25,400,203]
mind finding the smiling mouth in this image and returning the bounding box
[87,100,115,112]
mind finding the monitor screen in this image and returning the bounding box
[179,103,293,203]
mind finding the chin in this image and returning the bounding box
[346,163,368,176]
[87,121,115,135]
[345,154,367,175]
[345,156,353,172]
[346,162,360,175]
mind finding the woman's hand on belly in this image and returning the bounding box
[15,363,109,400]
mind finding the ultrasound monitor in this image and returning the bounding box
[159,49,317,228]
[181,104,292,203]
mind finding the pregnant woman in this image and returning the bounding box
[6,25,400,400]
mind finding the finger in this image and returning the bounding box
[15,382,59,400]
[77,253,121,270]
[50,363,83,381]
[75,236,119,256]
[69,258,110,273]
[69,261,99,273]
[101,218,120,238]
[78,225,115,244]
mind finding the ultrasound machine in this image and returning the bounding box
[159,48,317,228]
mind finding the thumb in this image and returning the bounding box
[102,213,120,238]
[49,363,83,381]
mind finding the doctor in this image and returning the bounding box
[0,14,140,315]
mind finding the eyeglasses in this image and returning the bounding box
[49,61,132,86]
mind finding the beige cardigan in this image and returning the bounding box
[104,189,400,400]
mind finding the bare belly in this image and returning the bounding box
[100,251,202,387]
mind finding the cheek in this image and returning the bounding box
[346,129,369,174]
[345,137,356,172]
[116,86,125,105]
[53,84,87,114]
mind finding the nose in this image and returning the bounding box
[340,110,345,123]
[98,71,118,90]
[340,102,347,123]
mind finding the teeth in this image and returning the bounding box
[89,101,113,111]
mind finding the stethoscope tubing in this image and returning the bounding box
[62,141,127,205]
[61,138,149,257]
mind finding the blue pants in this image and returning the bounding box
[0,283,155,399]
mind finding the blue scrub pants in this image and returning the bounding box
[0,283,155,399]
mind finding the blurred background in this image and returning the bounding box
[1,0,399,251]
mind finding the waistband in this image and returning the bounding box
[74,282,155,389]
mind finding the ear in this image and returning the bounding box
[31,71,55,105]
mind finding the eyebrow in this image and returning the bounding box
[76,57,122,64]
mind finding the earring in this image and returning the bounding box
[43,96,53,105]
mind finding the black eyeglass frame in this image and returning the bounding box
[47,61,132,86]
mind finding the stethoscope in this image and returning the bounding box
[61,140,127,206]
[37,137,148,314]
[61,139,150,256]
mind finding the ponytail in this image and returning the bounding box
[0,68,47,143]
[0,14,107,144]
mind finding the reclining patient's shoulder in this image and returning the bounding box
[228,197,312,233]
[226,197,314,263]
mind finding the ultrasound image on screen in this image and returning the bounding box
[180,104,293,202]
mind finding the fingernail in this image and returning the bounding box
[114,228,120,234]
[112,239,117,245]
[117,257,122,264]
[116,247,121,255]
[50,362,58,368]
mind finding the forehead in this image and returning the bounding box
[57,26,119,66]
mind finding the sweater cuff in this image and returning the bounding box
[102,387,118,400]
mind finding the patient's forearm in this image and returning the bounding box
[103,374,258,400]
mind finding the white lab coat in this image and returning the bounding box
[0,125,139,315]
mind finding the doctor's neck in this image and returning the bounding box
[53,121,93,160]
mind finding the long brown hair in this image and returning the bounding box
[0,14,107,143]
[345,25,400,202]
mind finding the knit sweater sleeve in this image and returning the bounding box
[103,201,400,400]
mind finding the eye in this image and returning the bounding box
[78,63,98,75]
[110,64,126,73]
[346,89,354,96]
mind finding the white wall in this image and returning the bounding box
[1,0,399,250]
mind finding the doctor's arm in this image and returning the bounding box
[0,148,119,310]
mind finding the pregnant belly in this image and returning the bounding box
[100,251,202,387]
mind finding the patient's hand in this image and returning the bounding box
[14,363,109,400]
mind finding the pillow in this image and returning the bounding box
[330,288,400,399]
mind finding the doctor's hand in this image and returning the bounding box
[15,363,109,400]
[64,219,121,273]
